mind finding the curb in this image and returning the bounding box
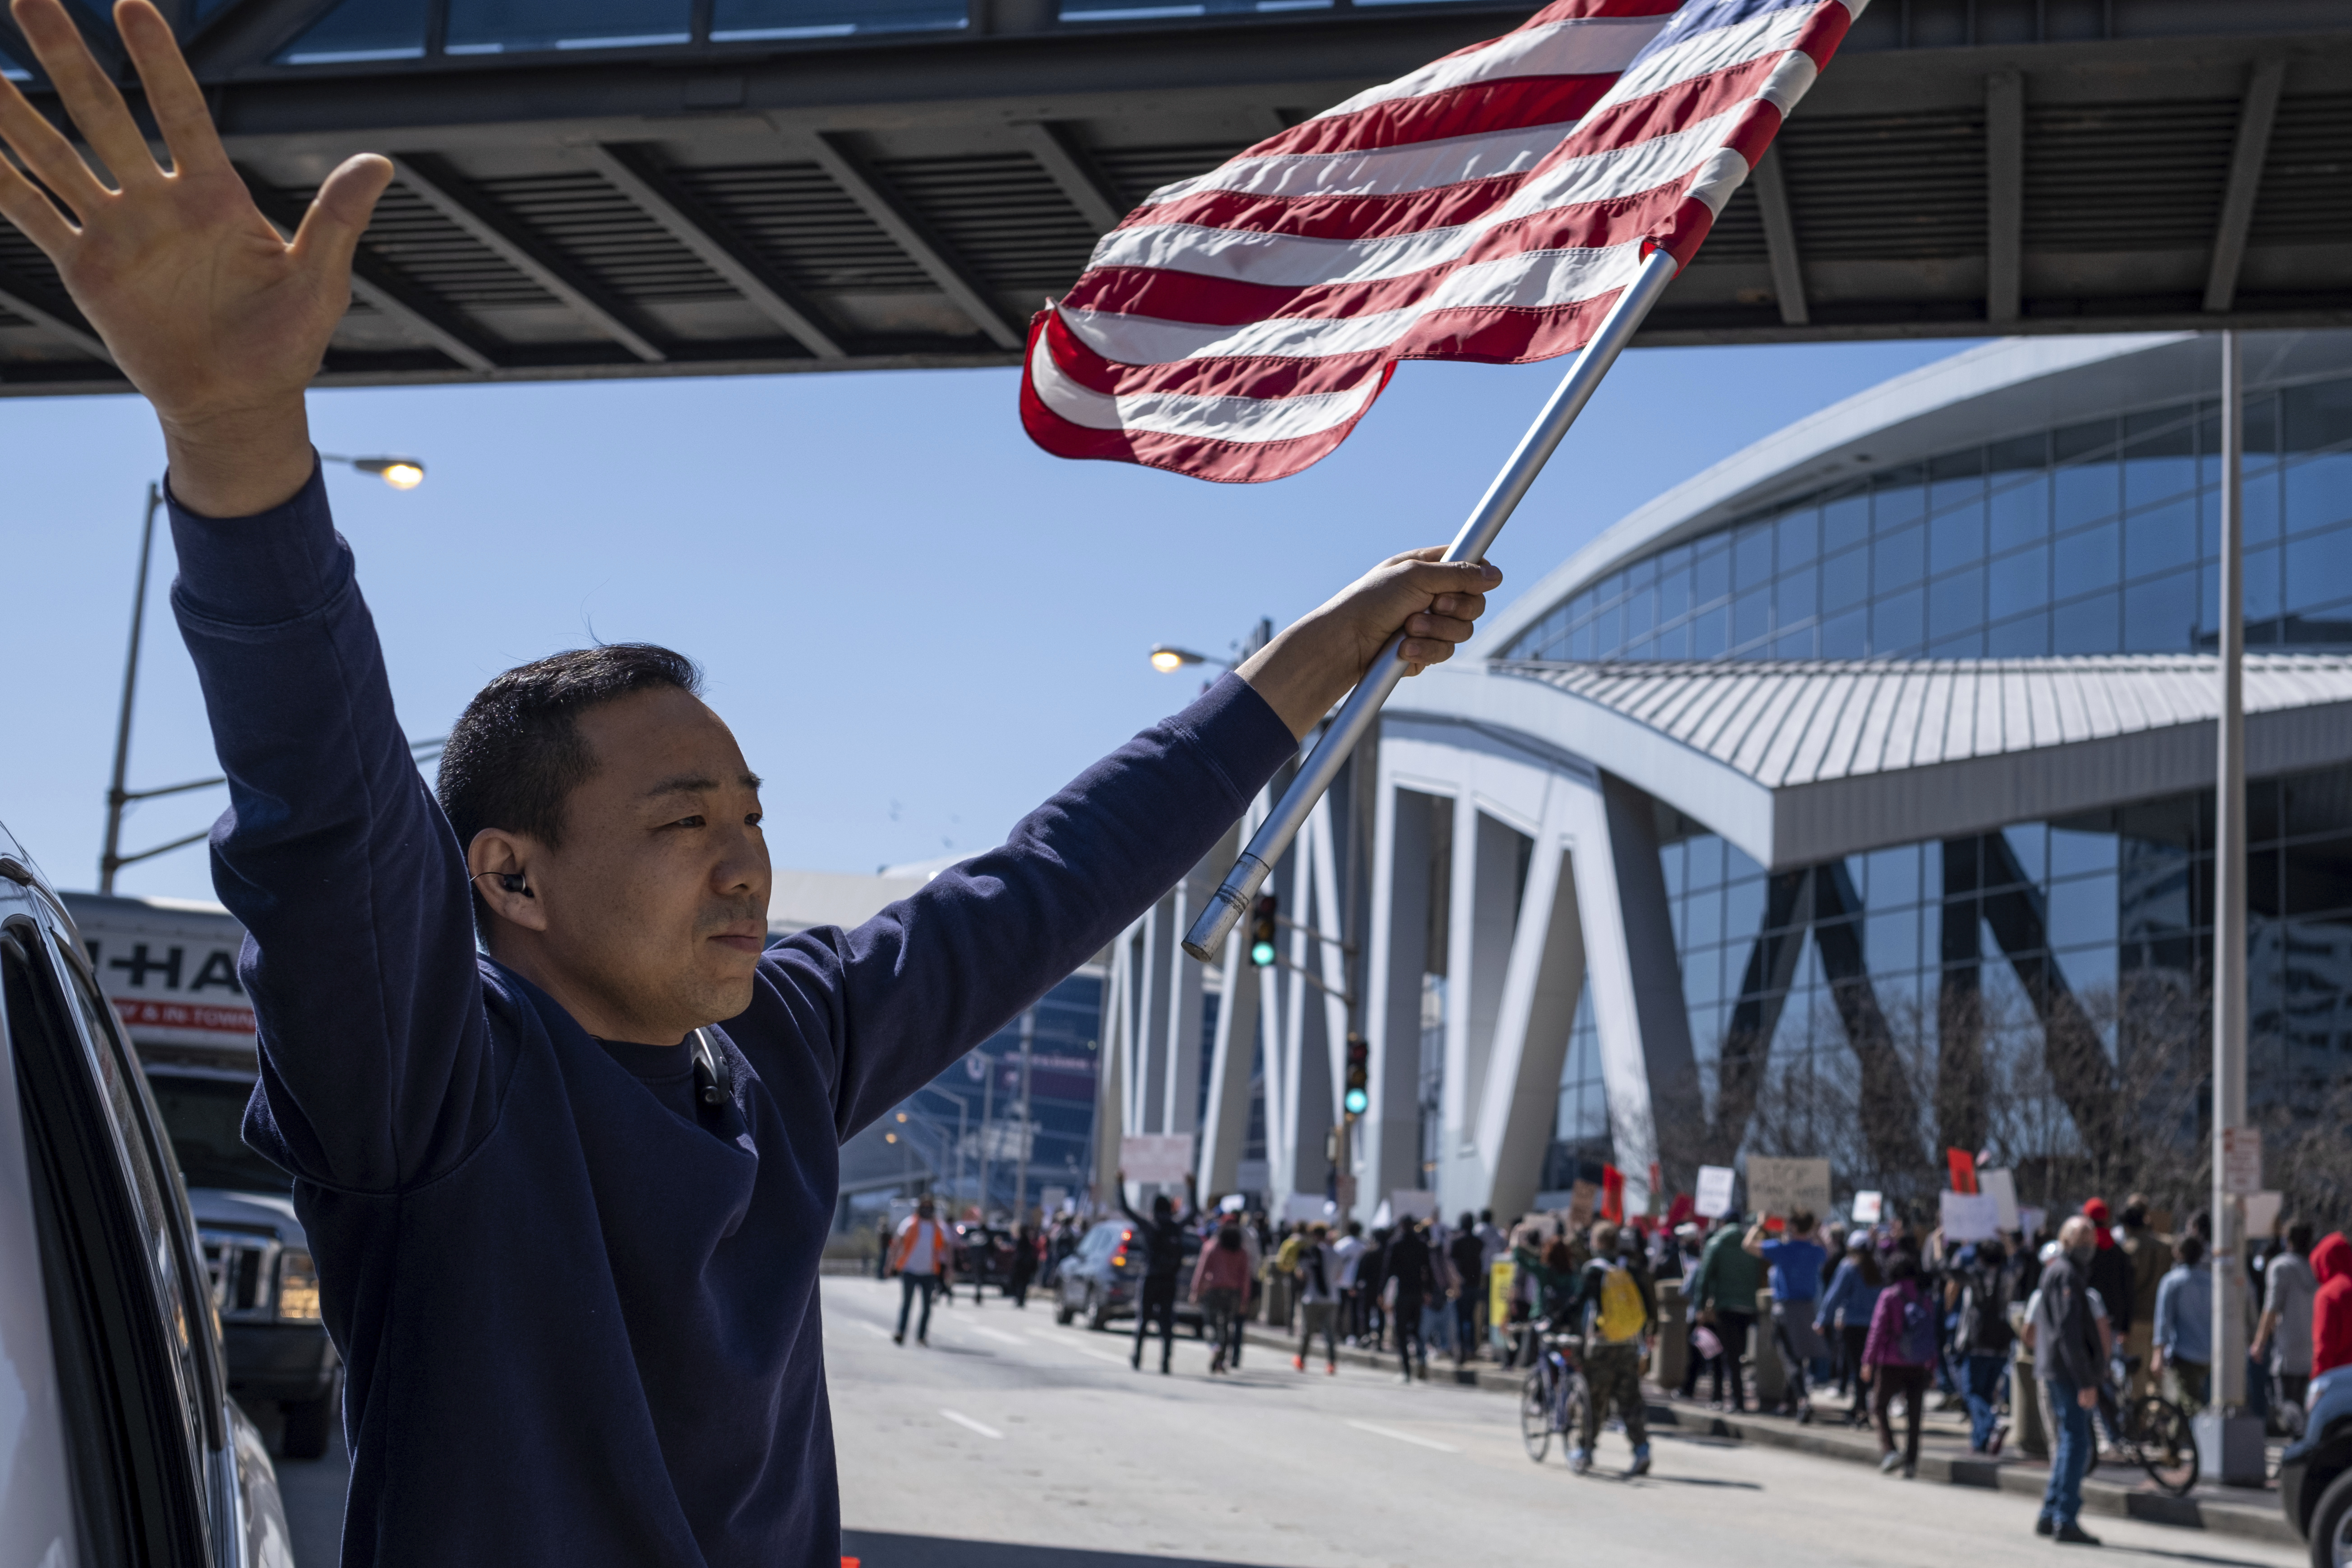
[1236,1323,2294,1546]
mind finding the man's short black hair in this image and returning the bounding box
[438,644,703,865]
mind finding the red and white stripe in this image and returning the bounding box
[1021,0,1867,483]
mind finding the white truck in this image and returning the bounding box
[60,890,343,1457]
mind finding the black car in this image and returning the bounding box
[144,1061,345,1458]
[1052,1218,1205,1335]
[954,1223,1017,1292]
[2282,1366,2352,1568]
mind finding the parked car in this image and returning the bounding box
[1052,1218,1205,1336]
[2,826,294,1566]
[63,890,343,1459]
[2281,1365,2352,1568]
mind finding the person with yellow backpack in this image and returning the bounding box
[1569,1221,1656,1476]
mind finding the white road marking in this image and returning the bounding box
[973,1327,1027,1347]
[1028,1332,1130,1366]
[939,1409,1004,1440]
[1346,1420,1459,1453]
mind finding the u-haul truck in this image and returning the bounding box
[60,890,342,1457]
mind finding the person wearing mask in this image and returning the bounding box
[1952,1238,2016,1454]
[1383,1217,1440,1382]
[1191,1220,1254,1374]
[1862,1251,1938,1479]
[2153,1231,2214,1414]
[1693,1213,1765,1412]
[1817,1234,1884,1426]
[1514,1231,1583,1337]
[2031,1216,2108,1545]
[1450,1213,1488,1365]
[2254,1219,2319,1413]
[1293,1223,1342,1374]
[1117,1170,1198,1375]
[1746,1208,1827,1423]
[1569,1221,1655,1476]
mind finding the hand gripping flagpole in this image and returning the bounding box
[1183,244,1682,963]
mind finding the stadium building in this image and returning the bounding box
[1106,331,2352,1222]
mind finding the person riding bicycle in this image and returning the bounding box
[1569,1221,1655,1477]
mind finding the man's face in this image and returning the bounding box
[520,686,770,1041]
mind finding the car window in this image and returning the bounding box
[51,936,221,1446]
[5,925,208,1568]
[145,1072,289,1194]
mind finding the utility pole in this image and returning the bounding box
[1014,1008,1036,1225]
[100,485,164,895]
[978,1051,996,1224]
[2206,330,2263,1484]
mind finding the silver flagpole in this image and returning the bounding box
[1184,244,1683,962]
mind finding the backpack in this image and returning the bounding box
[1593,1263,1647,1343]
[1898,1289,1937,1365]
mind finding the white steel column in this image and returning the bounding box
[1197,816,1259,1197]
[1363,783,1440,1221]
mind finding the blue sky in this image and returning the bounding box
[0,337,1968,902]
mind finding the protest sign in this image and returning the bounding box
[1695,1165,1736,1219]
[1745,1157,1831,1221]
[1850,1190,1883,1225]
[1978,1168,2020,1232]
[1390,1190,1439,1222]
[1119,1133,1194,1185]
[1940,1190,2000,1241]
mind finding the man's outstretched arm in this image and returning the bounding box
[0,0,489,1189]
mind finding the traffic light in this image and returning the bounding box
[1343,1032,1369,1117]
[1250,894,1278,968]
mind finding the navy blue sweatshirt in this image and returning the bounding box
[166,464,1296,1568]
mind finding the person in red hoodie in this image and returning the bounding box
[2312,1232,2352,1383]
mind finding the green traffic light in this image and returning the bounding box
[1344,1088,1369,1114]
[1251,940,1276,967]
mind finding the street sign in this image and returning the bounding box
[1120,1133,1194,1184]
[1695,1165,1736,1219]
[2223,1126,2263,1195]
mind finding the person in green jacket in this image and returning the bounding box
[1691,1214,1765,1411]
[1513,1229,1588,1362]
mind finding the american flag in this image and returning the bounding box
[1019,0,1866,484]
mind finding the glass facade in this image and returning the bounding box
[899,969,1102,1217]
[1505,373,2352,665]
[1644,766,2352,1191]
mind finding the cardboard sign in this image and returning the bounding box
[1695,1165,1737,1219]
[1283,1194,1337,1223]
[2243,1190,2283,1239]
[1978,1168,2020,1232]
[1745,1157,1831,1222]
[1567,1180,1597,1229]
[1119,1133,1195,1185]
[2223,1126,2264,1195]
[1389,1190,1439,1222]
[1850,1190,1884,1225]
[1940,1190,2000,1242]
[1218,1193,1246,1213]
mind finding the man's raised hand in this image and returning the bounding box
[0,0,392,513]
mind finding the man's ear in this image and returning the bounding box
[466,829,550,934]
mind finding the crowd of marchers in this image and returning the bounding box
[875,1183,2351,1548]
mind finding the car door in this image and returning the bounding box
[3,909,222,1566]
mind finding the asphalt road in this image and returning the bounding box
[263,1276,2305,1568]
[826,1276,2302,1568]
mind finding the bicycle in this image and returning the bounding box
[2089,1356,2199,1496]
[1519,1321,1592,1465]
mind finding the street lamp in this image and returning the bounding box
[100,457,430,893]
[1148,644,1225,674]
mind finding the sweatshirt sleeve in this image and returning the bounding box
[765,673,1296,1140]
[168,465,497,1193]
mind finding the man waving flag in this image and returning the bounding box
[1021,0,1868,484]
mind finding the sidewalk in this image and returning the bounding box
[1237,1321,2296,1546]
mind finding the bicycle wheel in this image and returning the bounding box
[1521,1370,1553,1462]
[1561,1372,1592,1455]
[2129,1395,2198,1496]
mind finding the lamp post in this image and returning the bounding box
[99,456,429,893]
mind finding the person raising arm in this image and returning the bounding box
[0,7,1499,1566]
